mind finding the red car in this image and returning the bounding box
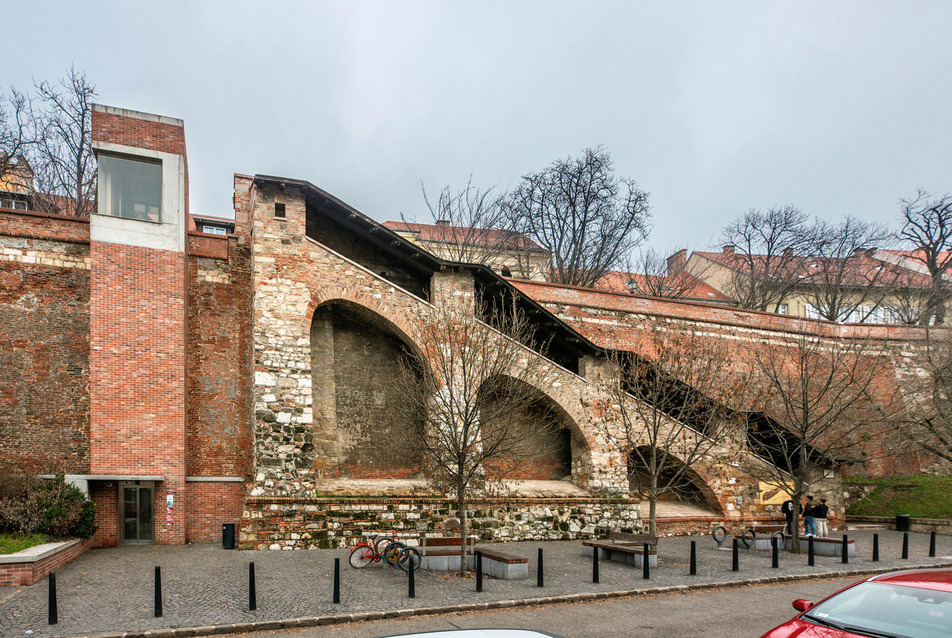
[761,568,952,638]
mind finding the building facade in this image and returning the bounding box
[0,105,932,547]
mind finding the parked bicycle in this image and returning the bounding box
[349,533,421,573]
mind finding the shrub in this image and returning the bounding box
[0,476,97,540]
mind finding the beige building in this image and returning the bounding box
[383,220,550,280]
[685,246,940,324]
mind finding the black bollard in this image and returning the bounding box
[689,540,697,576]
[930,531,937,558]
[732,538,739,572]
[408,554,415,599]
[333,558,340,604]
[643,543,650,579]
[771,537,779,568]
[48,571,57,625]
[249,561,257,611]
[842,534,849,564]
[537,548,544,588]
[808,535,815,567]
[476,550,483,592]
[593,547,599,583]
[154,566,163,618]
[873,533,880,562]
[902,532,909,559]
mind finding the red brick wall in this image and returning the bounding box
[89,482,118,547]
[0,209,90,243]
[0,258,90,474]
[92,109,186,156]
[186,245,254,480]
[184,481,246,543]
[89,242,187,544]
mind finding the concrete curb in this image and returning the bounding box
[62,560,952,638]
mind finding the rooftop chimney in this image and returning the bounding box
[667,249,687,276]
[722,244,735,254]
[435,219,450,227]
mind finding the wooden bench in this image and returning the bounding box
[417,536,477,571]
[582,532,659,568]
[475,548,530,580]
[806,536,855,557]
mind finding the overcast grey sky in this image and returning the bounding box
[6,1,952,252]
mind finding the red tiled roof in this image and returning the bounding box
[694,250,932,288]
[593,269,733,302]
[383,221,545,251]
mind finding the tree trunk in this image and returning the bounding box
[458,489,468,577]
[648,474,658,537]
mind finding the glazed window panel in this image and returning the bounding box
[98,154,162,222]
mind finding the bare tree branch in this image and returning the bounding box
[898,189,952,325]
[504,146,651,288]
[389,296,561,574]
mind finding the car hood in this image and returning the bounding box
[762,617,860,638]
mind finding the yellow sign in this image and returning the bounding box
[759,482,792,505]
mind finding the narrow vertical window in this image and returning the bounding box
[274,203,286,219]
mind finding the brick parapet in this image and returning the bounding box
[0,539,93,587]
[0,208,90,244]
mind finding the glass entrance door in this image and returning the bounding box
[120,482,154,544]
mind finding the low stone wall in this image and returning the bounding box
[848,515,952,536]
[239,497,641,549]
[0,539,92,587]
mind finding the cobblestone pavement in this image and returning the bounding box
[1,530,950,638]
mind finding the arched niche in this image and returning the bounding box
[310,300,424,479]
[477,375,590,485]
[627,446,722,513]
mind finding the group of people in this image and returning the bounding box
[781,495,831,537]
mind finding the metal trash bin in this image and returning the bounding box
[895,514,911,532]
[222,523,236,549]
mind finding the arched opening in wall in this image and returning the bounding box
[310,300,424,484]
[628,446,722,514]
[478,376,590,495]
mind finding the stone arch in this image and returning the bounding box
[309,298,425,479]
[477,374,592,486]
[627,446,723,514]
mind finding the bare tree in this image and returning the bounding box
[597,329,746,536]
[718,206,812,311]
[390,296,560,574]
[30,67,97,217]
[0,87,34,185]
[397,177,546,278]
[797,217,894,322]
[504,146,651,288]
[622,247,705,299]
[900,326,952,465]
[738,330,902,552]
[898,190,952,325]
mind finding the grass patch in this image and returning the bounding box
[846,475,952,519]
[0,532,51,555]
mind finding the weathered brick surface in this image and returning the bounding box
[186,246,253,480]
[0,236,90,473]
[92,108,186,155]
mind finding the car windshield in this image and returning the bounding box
[803,581,952,638]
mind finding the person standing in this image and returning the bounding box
[813,498,830,537]
[802,495,816,536]
[781,498,794,534]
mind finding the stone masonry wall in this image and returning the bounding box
[241,180,627,498]
[240,497,641,549]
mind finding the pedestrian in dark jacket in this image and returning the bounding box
[781,498,794,534]
[803,495,816,536]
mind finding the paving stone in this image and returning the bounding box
[0,531,949,637]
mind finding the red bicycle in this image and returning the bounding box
[348,533,420,572]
